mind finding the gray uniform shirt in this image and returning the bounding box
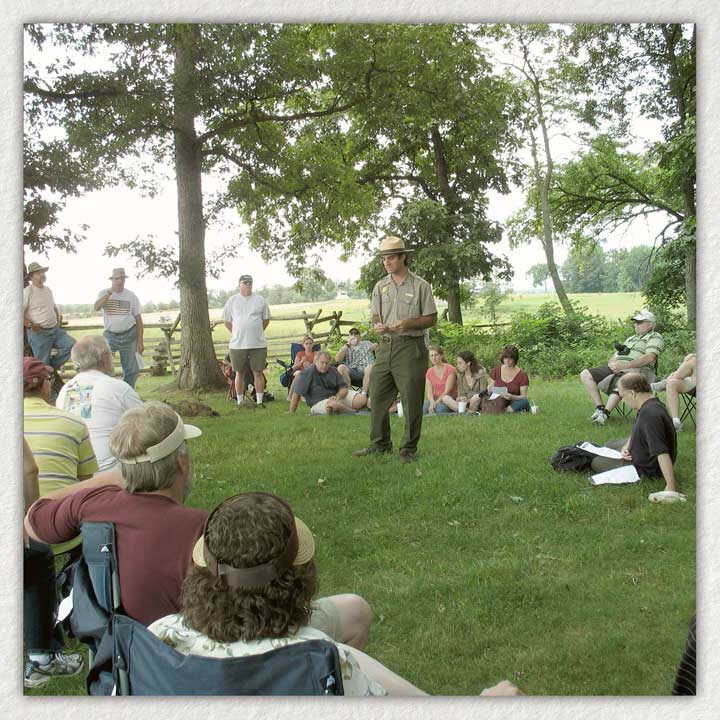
[371,271,437,338]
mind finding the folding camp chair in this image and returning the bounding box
[58,522,121,693]
[101,614,344,696]
[680,387,696,428]
[276,342,321,393]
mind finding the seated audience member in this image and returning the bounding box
[488,345,530,413]
[652,353,696,431]
[441,351,487,413]
[589,373,684,503]
[25,401,208,626]
[288,335,317,403]
[580,309,663,425]
[148,492,520,696]
[56,335,143,473]
[23,356,98,497]
[23,438,83,688]
[289,351,368,415]
[335,327,377,395]
[423,346,456,415]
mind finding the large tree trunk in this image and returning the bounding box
[173,26,224,390]
[446,282,463,324]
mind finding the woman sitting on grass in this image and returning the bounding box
[148,492,423,696]
[440,351,487,413]
[488,345,530,413]
[423,346,456,415]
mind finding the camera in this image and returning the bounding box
[613,342,630,356]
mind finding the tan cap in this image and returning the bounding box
[109,268,129,280]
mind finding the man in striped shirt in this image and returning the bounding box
[23,356,98,497]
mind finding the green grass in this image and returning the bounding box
[29,369,695,696]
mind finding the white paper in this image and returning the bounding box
[135,351,145,370]
[578,442,624,459]
[589,465,640,486]
[56,588,73,624]
[490,387,510,397]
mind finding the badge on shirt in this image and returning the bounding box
[381,286,389,293]
[404,292,414,298]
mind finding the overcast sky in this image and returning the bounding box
[26,25,667,306]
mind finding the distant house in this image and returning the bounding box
[159,315,172,324]
[335,292,350,300]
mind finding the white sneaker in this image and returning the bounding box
[24,652,84,688]
[592,411,607,425]
[651,379,667,392]
[673,418,683,432]
[590,408,602,421]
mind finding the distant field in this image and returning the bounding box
[68,292,644,335]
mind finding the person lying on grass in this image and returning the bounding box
[289,351,368,415]
[149,491,521,697]
[589,373,684,503]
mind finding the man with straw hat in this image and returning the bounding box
[353,236,437,463]
[94,268,144,388]
[23,261,76,377]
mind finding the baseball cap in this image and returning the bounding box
[631,309,656,323]
[23,357,53,391]
[239,274,253,284]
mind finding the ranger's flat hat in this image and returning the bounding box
[26,262,49,274]
[377,236,415,256]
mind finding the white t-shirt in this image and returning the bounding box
[23,284,58,328]
[222,293,271,349]
[97,288,142,333]
[56,369,143,472]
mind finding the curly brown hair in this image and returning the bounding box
[181,494,319,643]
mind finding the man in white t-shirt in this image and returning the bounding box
[222,274,271,408]
[23,261,76,374]
[93,268,144,388]
[56,335,143,472]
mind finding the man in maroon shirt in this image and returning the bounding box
[25,401,208,626]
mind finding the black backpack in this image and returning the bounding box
[549,443,596,472]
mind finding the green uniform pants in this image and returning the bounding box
[369,335,428,453]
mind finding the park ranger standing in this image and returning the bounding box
[353,236,437,463]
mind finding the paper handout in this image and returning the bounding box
[589,465,640,486]
[578,442,623,459]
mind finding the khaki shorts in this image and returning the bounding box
[308,596,342,640]
[310,389,359,415]
[229,347,267,373]
[596,365,655,394]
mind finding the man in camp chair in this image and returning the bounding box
[580,309,663,425]
[652,352,696,432]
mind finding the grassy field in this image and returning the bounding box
[28,368,695,697]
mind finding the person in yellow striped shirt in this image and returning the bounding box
[23,356,98,555]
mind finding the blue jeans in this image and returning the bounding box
[26,326,75,370]
[423,400,452,415]
[24,540,64,653]
[104,325,139,388]
[510,397,531,413]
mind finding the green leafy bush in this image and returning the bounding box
[430,301,694,378]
